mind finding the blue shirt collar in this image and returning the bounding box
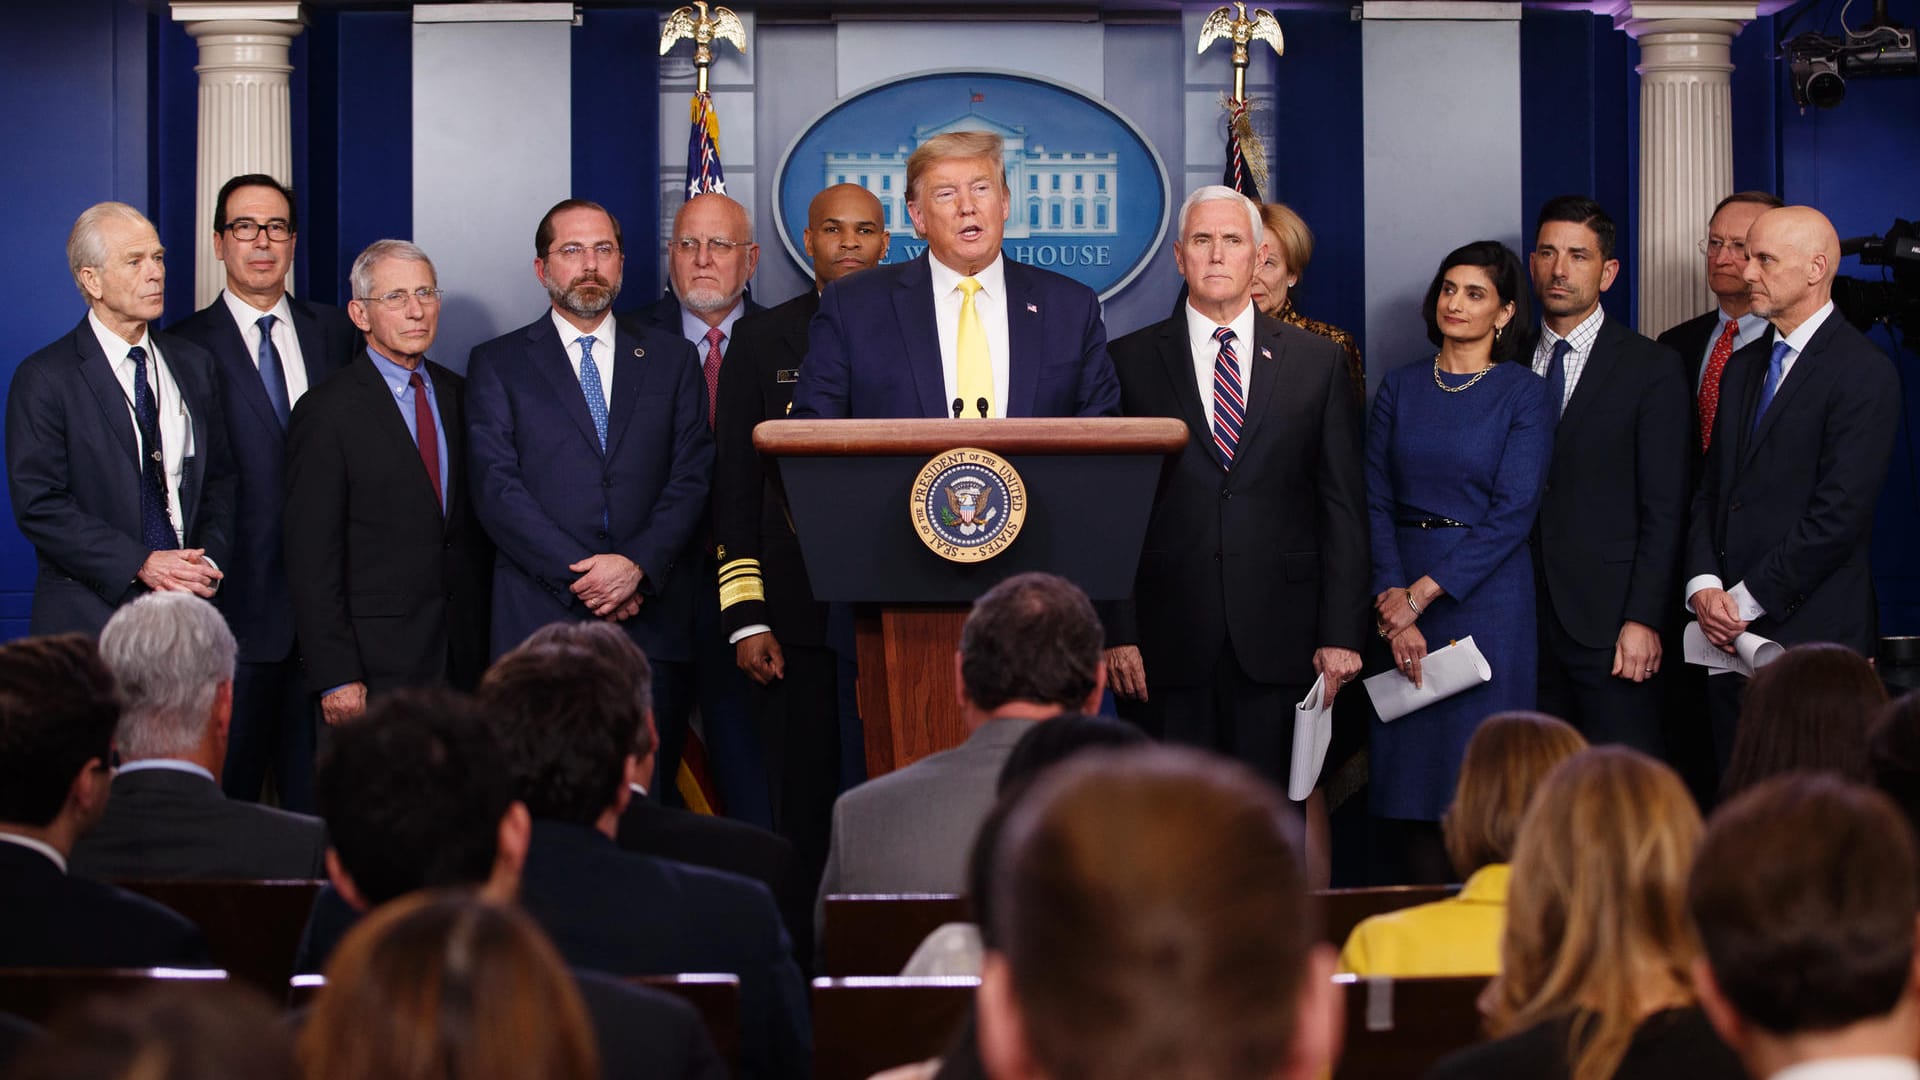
[678,298,746,352]
[366,346,431,395]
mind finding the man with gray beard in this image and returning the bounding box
[467,200,714,783]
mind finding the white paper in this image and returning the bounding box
[1289,674,1332,801]
[1362,636,1493,722]
[1682,621,1784,677]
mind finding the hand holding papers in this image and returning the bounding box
[1682,621,1784,677]
[1362,636,1493,722]
[1290,674,1332,801]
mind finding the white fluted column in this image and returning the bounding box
[171,3,305,309]
[1614,2,1754,335]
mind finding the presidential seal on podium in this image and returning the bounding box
[910,448,1028,563]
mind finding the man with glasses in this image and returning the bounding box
[168,174,358,811]
[466,200,713,776]
[284,240,492,728]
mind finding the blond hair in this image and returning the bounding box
[1441,711,1587,877]
[906,130,1006,202]
[1258,202,1315,278]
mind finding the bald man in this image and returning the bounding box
[1685,205,1901,772]
[715,184,888,887]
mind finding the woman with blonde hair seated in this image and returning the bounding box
[1339,711,1585,977]
[1423,747,1743,1080]
[298,890,599,1080]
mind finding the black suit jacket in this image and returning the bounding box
[5,317,235,636]
[631,291,768,355]
[0,841,211,968]
[1656,308,1774,481]
[519,820,809,1080]
[1532,317,1693,648]
[67,767,327,881]
[713,291,829,646]
[1106,311,1368,686]
[283,351,492,694]
[166,296,357,663]
[1685,310,1901,653]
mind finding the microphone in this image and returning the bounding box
[952,397,965,419]
[975,397,989,419]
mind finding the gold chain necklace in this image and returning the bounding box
[1433,355,1495,393]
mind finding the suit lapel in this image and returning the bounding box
[71,319,141,475]
[1744,315,1833,464]
[528,317,607,457]
[891,256,948,419]
[603,323,648,458]
[351,353,442,513]
[1555,319,1619,441]
[1004,263,1041,418]
[1231,315,1286,462]
[1153,319,1213,464]
[288,299,337,391]
[166,337,213,540]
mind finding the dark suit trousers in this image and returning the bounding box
[1536,609,1668,758]
[223,650,317,812]
[1123,648,1305,796]
[754,642,841,895]
[1707,672,1746,783]
[693,555,771,829]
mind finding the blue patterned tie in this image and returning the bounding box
[1210,327,1243,468]
[255,313,291,428]
[128,346,177,550]
[1752,339,1790,434]
[578,336,608,451]
[1544,338,1571,417]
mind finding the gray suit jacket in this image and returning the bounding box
[814,718,1033,940]
[68,766,327,881]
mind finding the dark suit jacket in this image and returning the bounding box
[790,254,1120,419]
[1532,317,1692,648]
[631,290,768,342]
[1423,1006,1742,1080]
[67,766,327,881]
[1685,310,1901,653]
[1104,312,1368,686]
[5,317,235,636]
[466,313,712,662]
[1656,308,1773,480]
[166,297,357,663]
[713,291,828,645]
[519,820,810,1080]
[283,351,491,694]
[0,841,211,968]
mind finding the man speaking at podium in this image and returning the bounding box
[790,130,1119,420]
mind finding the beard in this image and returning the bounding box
[545,271,620,319]
[678,284,739,316]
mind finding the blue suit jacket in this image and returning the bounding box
[790,253,1119,419]
[165,296,357,662]
[466,312,714,662]
[5,316,234,636]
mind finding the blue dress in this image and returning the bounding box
[1366,358,1553,820]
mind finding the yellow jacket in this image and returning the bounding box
[1336,864,1509,978]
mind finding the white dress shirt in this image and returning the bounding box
[1530,305,1605,413]
[552,308,617,407]
[1772,1057,1920,1080]
[1183,299,1256,433]
[929,253,1010,417]
[0,830,68,873]
[90,310,192,544]
[116,758,217,783]
[220,289,311,407]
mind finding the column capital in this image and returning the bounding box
[1596,2,1756,39]
[170,2,305,26]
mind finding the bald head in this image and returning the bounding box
[1743,205,1840,333]
[804,184,889,290]
[668,193,759,323]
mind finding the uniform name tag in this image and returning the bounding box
[776,368,800,384]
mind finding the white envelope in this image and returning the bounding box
[1290,673,1332,801]
[1362,636,1493,723]
[1682,621,1784,677]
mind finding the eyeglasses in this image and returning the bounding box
[357,287,445,309]
[547,242,621,261]
[673,236,747,257]
[1696,237,1748,258]
[221,220,293,242]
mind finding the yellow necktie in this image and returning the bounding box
[956,276,993,419]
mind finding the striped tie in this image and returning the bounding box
[1210,326,1243,467]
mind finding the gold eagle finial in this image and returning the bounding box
[659,2,748,94]
[1197,2,1284,102]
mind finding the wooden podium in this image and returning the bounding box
[754,417,1187,777]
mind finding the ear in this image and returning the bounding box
[489,801,532,901]
[615,755,642,816]
[879,229,892,260]
[906,198,929,241]
[77,266,106,303]
[954,650,970,711]
[533,256,550,288]
[1691,956,1747,1056]
[744,241,761,279]
[1082,662,1108,715]
[347,298,372,333]
[977,950,1041,1080]
[70,756,113,821]
[1599,258,1621,293]
[636,710,660,790]
[212,679,235,741]
[1497,300,1516,331]
[1283,945,1343,1080]
[325,848,371,913]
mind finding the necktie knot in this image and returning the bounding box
[1770,340,1791,368]
[958,277,982,299]
[705,326,725,350]
[1212,326,1236,346]
[578,335,595,359]
[257,313,276,335]
[1549,338,1572,365]
[128,345,148,370]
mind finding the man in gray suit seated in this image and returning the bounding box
[815,571,1107,936]
[70,592,326,880]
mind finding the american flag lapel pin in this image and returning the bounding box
[1260,346,1273,360]
[1026,302,1039,314]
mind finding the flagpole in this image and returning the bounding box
[1197,1,1285,201]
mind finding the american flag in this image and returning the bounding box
[1222,96,1262,200]
[686,90,727,198]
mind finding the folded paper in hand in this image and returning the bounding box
[1290,674,1332,802]
[1682,621,1783,677]
[1362,636,1493,723]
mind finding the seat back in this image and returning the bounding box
[812,976,976,1080]
[1333,974,1490,1079]
[116,879,323,995]
[820,893,972,976]
[1314,884,1460,947]
[0,968,230,1026]
[632,973,741,1075]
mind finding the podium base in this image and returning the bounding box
[855,605,969,778]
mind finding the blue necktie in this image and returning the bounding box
[128,346,177,550]
[1544,338,1571,417]
[1209,327,1243,468]
[1752,340,1790,434]
[578,336,608,451]
[255,313,291,428]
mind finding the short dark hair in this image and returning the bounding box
[314,689,515,905]
[1534,194,1617,260]
[1421,241,1532,364]
[1690,774,1918,1035]
[516,622,656,758]
[0,635,119,827]
[535,199,623,259]
[1721,642,1885,802]
[214,173,298,234]
[1711,190,1784,220]
[480,645,640,825]
[960,573,1103,713]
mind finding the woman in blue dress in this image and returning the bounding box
[1366,241,1553,880]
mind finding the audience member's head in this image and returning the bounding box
[1722,642,1885,801]
[480,643,641,827]
[314,688,527,911]
[97,593,237,771]
[514,620,658,765]
[299,890,598,1080]
[1868,690,1920,853]
[958,573,1106,721]
[1441,711,1587,880]
[9,983,294,1080]
[977,746,1337,1080]
[1690,774,1920,1074]
[1491,747,1704,1080]
[0,635,121,851]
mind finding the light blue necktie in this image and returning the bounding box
[255,313,291,428]
[578,336,608,451]
[1752,339,1790,434]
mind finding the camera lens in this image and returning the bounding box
[1807,67,1846,108]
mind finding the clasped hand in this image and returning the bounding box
[570,554,643,621]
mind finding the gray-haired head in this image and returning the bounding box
[98,593,237,761]
[67,202,154,299]
[349,239,436,302]
[1177,185,1263,247]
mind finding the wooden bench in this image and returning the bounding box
[116,879,322,996]
[1314,884,1461,948]
[820,894,971,977]
[0,968,230,1026]
[812,976,976,1080]
[1333,974,1490,1079]
[632,974,740,1076]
